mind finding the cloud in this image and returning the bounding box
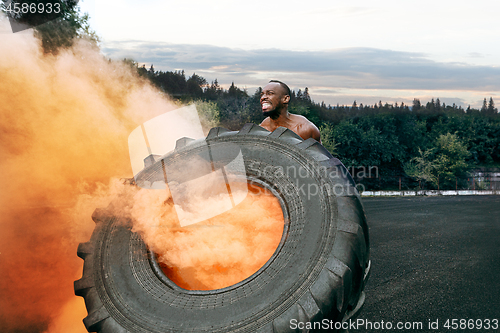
[468,52,485,58]
[102,41,500,92]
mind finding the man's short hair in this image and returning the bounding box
[269,80,291,97]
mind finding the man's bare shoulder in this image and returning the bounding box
[290,114,321,142]
[288,114,310,124]
[260,117,270,126]
[259,117,272,131]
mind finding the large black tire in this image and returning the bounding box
[75,124,370,333]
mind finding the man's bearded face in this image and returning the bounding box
[261,83,288,119]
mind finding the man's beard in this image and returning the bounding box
[262,105,282,120]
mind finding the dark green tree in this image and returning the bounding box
[296,89,303,100]
[412,98,421,112]
[303,87,311,102]
[1,0,99,53]
[152,70,187,96]
[487,97,497,115]
[204,79,222,100]
[352,100,358,111]
[137,64,148,77]
[186,73,206,98]
[481,98,488,113]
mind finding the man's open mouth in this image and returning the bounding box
[262,102,272,110]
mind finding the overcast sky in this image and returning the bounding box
[80,0,500,108]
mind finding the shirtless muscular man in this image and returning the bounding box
[259,80,321,143]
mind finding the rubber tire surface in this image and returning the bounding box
[75,124,370,333]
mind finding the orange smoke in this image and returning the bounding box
[131,183,284,290]
[0,18,175,332]
[0,13,284,333]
